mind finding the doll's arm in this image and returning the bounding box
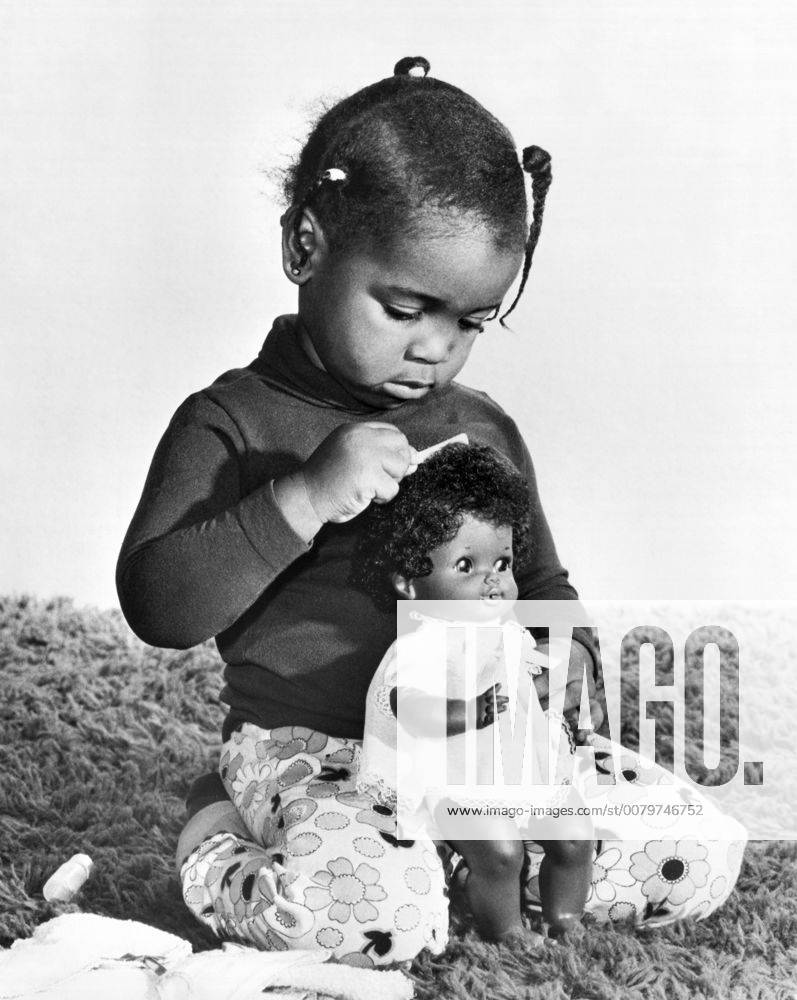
[389,683,508,737]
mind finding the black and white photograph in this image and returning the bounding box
[2,2,796,997]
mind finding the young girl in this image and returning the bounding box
[355,442,594,941]
[118,56,744,965]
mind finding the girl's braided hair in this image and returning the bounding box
[353,442,533,610]
[284,57,552,320]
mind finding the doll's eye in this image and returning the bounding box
[494,557,512,572]
[455,558,473,573]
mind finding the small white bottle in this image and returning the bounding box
[42,853,93,902]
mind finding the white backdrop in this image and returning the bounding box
[2,0,796,608]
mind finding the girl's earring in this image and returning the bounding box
[291,247,310,276]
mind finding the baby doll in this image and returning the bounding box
[354,442,594,942]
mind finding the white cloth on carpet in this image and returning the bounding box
[0,913,413,1000]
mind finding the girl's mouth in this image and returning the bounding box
[384,380,434,399]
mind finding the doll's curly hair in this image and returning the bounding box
[354,443,532,610]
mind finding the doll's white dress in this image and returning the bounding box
[357,612,575,834]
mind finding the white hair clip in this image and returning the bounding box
[318,168,348,185]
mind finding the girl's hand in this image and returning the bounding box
[475,683,509,729]
[301,422,418,524]
[567,694,605,746]
[534,641,604,728]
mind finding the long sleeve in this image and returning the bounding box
[116,393,310,649]
[511,434,578,603]
[509,434,598,672]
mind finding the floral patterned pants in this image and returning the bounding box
[182,724,449,966]
[180,725,747,965]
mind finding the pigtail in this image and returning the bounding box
[393,56,431,77]
[500,145,553,324]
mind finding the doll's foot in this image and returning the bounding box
[448,859,471,917]
[496,925,545,949]
[545,913,582,940]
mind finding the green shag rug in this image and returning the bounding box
[1,595,796,999]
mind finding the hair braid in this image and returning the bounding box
[500,145,553,323]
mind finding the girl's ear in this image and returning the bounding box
[391,573,416,601]
[281,207,326,285]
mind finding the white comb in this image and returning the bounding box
[415,433,469,464]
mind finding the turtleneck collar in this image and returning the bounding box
[250,314,453,415]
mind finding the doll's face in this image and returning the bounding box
[395,515,518,609]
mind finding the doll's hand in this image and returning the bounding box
[301,422,418,524]
[475,683,508,729]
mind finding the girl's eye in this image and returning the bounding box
[494,557,512,572]
[383,305,422,323]
[455,558,473,573]
[459,307,499,334]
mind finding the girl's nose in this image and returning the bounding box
[406,324,451,365]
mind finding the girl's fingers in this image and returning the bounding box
[403,446,420,476]
[381,445,419,479]
[371,470,404,504]
[357,424,419,478]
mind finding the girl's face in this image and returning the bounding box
[296,213,522,409]
[401,515,519,608]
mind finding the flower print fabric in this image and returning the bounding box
[520,734,748,926]
[181,722,747,959]
[187,723,449,966]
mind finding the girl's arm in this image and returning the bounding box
[117,394,311,649]
[507,434,599,671]
[510,435,581,604]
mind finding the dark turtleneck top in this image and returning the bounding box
[117,315,590,740]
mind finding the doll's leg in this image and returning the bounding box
[535,833,593,936]
[530,794,594,936]
[444,813,526,941]
[446,837,525,940]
